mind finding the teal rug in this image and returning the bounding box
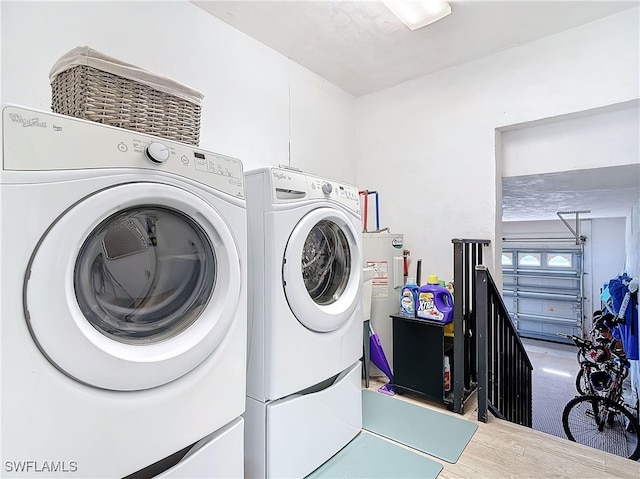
[362,389,478,463]
[305,432,443,479]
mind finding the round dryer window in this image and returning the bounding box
[283,207,361,332]
[74,206,216,345]
[302,219,351,305]
[25,182,242,391]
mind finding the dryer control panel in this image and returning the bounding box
[269,167,360,215]
[2,105,245,199]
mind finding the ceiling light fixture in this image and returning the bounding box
[382,0,452,31]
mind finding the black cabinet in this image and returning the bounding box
[391,314,454,406]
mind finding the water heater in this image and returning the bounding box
[362,232,404,372]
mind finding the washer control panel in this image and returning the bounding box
[2,105,245,199]
[269,166,360,214]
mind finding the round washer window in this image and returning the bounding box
[301,219,351,305]
[74,205,216,344]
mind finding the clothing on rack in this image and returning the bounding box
[606,274,638,360]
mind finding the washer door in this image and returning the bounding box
[282,207,361,332]
[25,182,242,391]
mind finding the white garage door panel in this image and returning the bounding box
[503,248,583,343]
[517,298,578,319]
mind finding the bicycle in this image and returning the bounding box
[562,394,639,460]
[558,332,639,460]
[560,310,628,394]
[558,332,628,397]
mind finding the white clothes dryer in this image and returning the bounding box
[0,106,247,478]
[244,166,363,479]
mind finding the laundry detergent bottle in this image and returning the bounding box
[399,277,419,317]
[417,275,454,323]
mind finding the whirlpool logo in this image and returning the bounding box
[272,171,291,181]
[4,460,78,473]
[9,113,47,128]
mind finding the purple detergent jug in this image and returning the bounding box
[417,275,454,323]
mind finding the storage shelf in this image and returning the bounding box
[391,314,466,410]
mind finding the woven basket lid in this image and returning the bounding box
[49,46,204,105]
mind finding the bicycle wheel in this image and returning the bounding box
[575,369,590,395]
[562,395,640,460]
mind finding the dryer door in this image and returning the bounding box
[282,207,361,332]
[25,182,242,391]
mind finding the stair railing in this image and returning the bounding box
[475,265,533,427]
[451,239,490,413]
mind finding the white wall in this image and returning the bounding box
[625,200,640,396]
[0,0,356,182]
[502,104,639,177]
[591,218,628,304]
[354,8,639,282]
[626,200,640,278]
[289,63,355,180]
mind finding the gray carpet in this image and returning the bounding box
[522,338,581,439]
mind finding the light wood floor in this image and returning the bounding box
[364,377,640,478]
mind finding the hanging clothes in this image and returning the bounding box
[608,274,639,360]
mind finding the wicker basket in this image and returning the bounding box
[50,47,203,145]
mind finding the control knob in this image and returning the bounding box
[321,182,333,195]
[145,142,170,164]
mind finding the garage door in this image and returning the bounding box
[502,247,583,344]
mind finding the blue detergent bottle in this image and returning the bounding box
[399,277,419,317]
[417,275,454,323]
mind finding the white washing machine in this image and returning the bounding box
[244,166,363,479]
[0,105,247,478]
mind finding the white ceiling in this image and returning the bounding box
[502,164,640,222]
[192,1,639,222]
[193,0,637,97]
